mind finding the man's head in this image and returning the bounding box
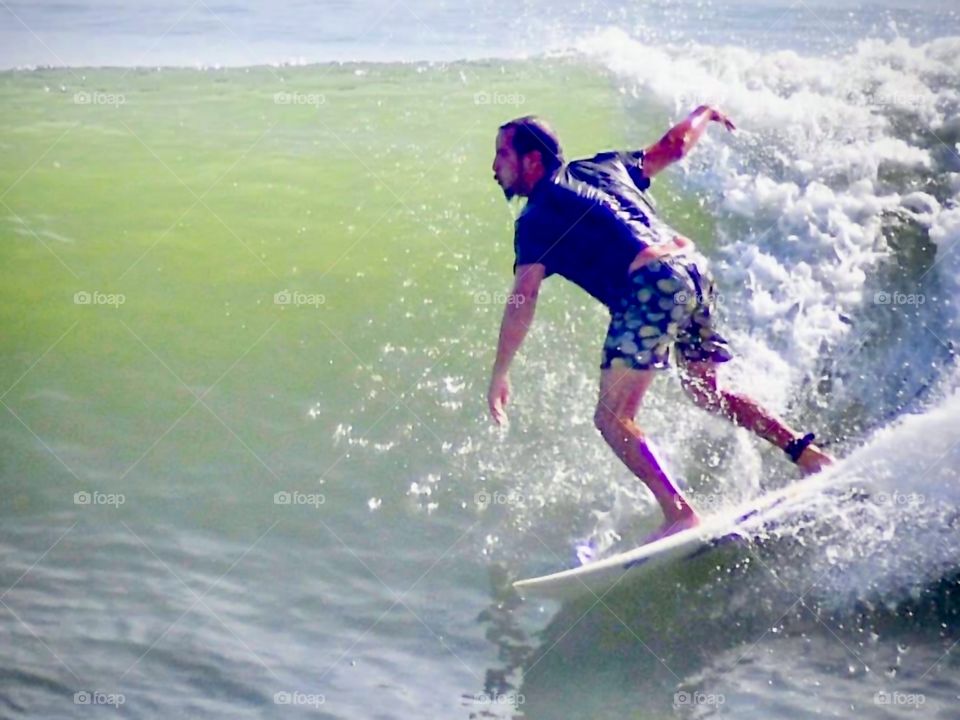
[492,116,564,199]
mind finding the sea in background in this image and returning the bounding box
[2,1,960,718]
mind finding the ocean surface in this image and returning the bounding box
[2,1,960,718]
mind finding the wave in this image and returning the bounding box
[497,31,960,599]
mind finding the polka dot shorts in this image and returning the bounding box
[601,255,733,371]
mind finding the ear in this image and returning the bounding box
[521,150,543,174]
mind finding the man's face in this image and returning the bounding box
[492,128,524,200]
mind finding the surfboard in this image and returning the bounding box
[513,474,829,600]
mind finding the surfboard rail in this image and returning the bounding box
[512,475,829,599]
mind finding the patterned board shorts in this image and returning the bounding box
[601,254,733,371]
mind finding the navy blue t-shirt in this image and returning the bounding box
[513,149,677,308]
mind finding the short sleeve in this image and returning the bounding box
[617,149,651,191]
[573,149,651,192]
[513,208,557,274]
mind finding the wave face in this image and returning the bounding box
[2,5,960,716]
[503,31,960,720]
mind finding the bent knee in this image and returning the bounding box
[593,405,619,434]
[593,405,634,437]
[593,406,609,433]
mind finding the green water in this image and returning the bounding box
[1,59,735,719]
[0,59,715,516]
[5,53,960,720]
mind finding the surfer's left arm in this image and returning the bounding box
[488,263,545,425]
[641,105,736,178]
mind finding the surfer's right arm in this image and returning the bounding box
[641,105,736,178]
[488,263,545,425]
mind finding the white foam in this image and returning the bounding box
[579,28,960,380]
[569,30,960,596]
[929,197,960,326]
[793,383,960,606]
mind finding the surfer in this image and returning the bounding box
[488,109,835,542]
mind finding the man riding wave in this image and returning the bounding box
[488,108,834,542]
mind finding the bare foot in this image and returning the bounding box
[796,444,835,475]
[642,512,701,545]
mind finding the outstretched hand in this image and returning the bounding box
[707,106,736,132]
[488,372,510,426]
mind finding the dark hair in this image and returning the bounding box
[499,116,564,177]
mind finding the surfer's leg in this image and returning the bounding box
[594,364,700,533]
[678,359,834,473]
[673,259,834,474]
[596,259,701,538]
